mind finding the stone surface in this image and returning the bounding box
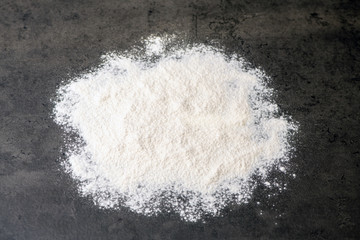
[0,0,359,239]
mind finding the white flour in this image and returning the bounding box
[54,36,296,221]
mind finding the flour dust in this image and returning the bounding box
[53,36,297,221]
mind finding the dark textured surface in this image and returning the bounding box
[1,0,359,239]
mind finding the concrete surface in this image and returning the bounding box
[0,0,359,239]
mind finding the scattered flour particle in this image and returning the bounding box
[145,36,165,55]
[53,36,297,222]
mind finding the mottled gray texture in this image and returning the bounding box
[0,0,359,239]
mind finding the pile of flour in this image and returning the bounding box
[53,36,296,221]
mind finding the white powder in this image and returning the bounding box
[54,36,296,221]
[145,36,166,55]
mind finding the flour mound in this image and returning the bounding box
[54,37,296,221]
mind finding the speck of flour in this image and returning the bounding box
[53,36,297,222]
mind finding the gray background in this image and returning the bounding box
[0,0,359,239]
